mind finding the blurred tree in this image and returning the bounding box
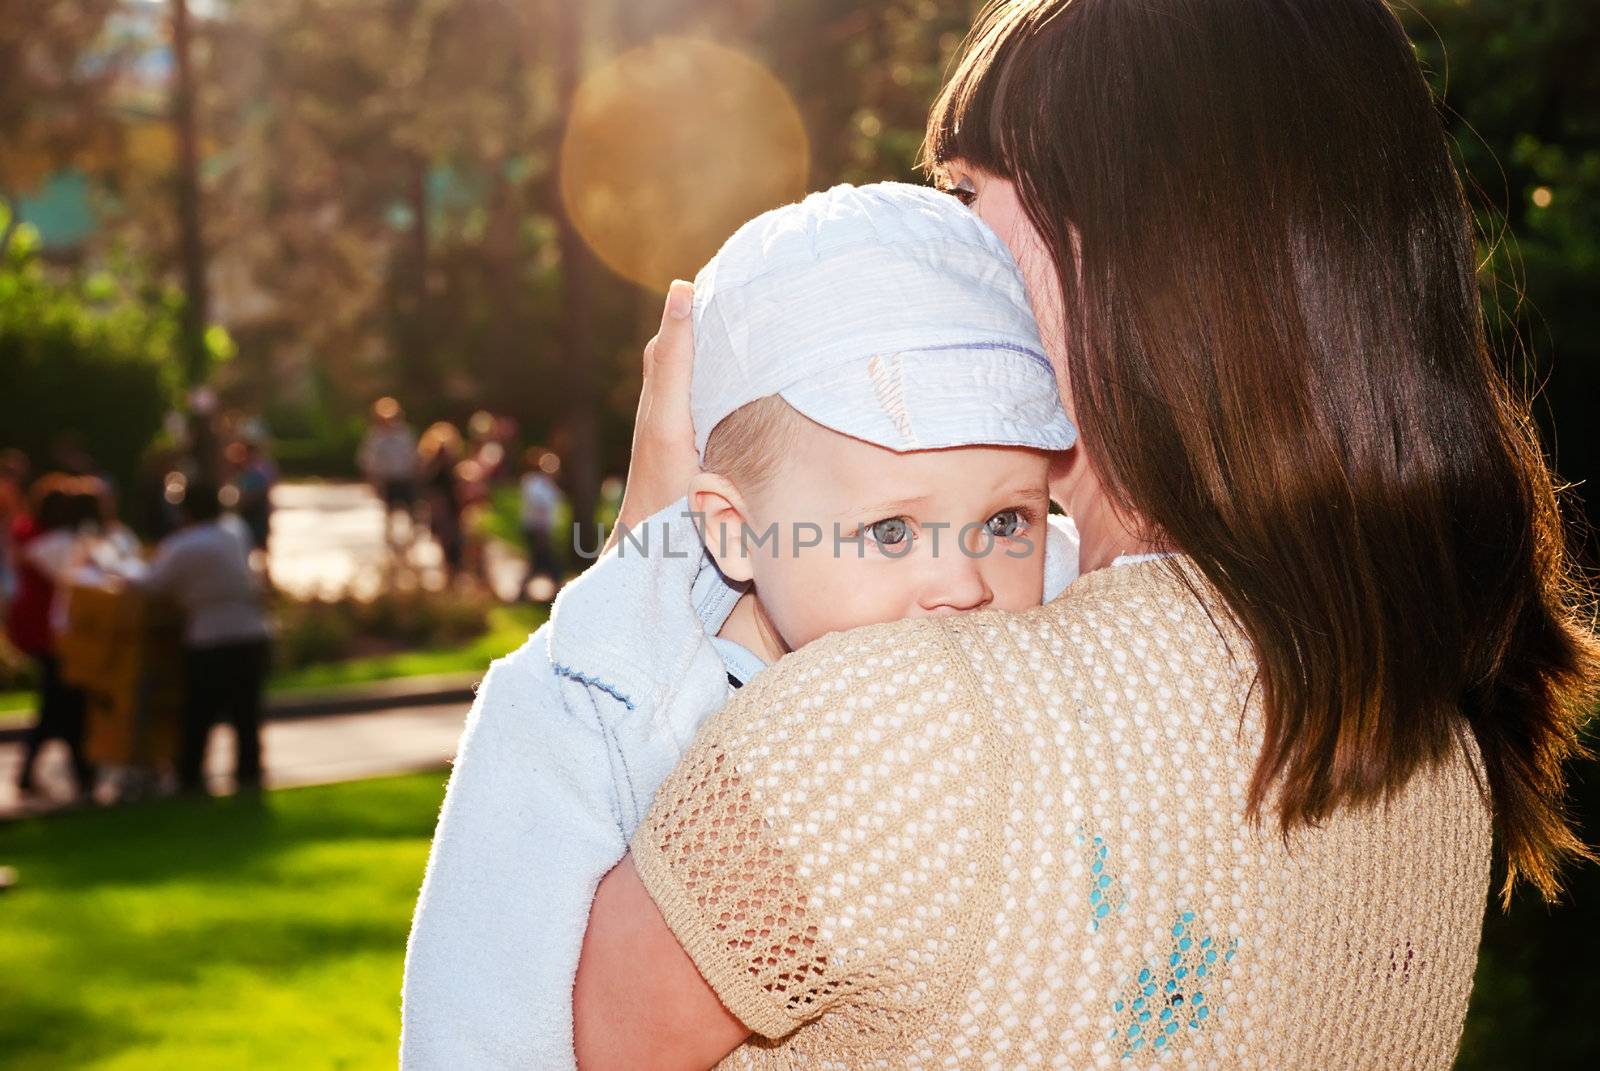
[171,0,210,389]
[198,0,551,428]
[649,0,980,185]
[0,204,183,497]
[552,0,601,550]
[1403,0,1600,536]
[762,0,980,184]
[1401,11,1600,1069]
[0,0,123,257]
[195,4,618,465]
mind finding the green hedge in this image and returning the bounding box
[0,214,186,494]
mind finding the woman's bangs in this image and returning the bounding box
[921,1,1036,182]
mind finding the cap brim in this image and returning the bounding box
[777,345,1076,454]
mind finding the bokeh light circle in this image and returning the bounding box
[560,37,811,293]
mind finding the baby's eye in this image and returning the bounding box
[985,509,1028,538]
[866,516,912,547]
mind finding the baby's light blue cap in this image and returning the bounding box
[690,181,1077,459]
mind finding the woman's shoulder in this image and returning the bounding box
[948,558,1251,689]
[715,613,977,751]
[677,559,1259,811]
[754,612,960,687]
[733,558,1245,729]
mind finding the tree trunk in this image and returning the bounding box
[402,151,433,404]
[555,2,600,555]
[171,0,209,387]
[171,0,218,480]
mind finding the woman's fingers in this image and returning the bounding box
[646,279,694,388]
[638,281,695,447]
[607,281,701,548]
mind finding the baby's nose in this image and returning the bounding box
[916,551,994,616]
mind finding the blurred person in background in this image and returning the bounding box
[228,431,277,568]
[517,447,566,601]
[490,415,520,485]
[359,396,419,549]
[131,443,185,541]
[466,411,504,486]
[7,475,98,799]
[454,454,495,592]
[0,449,30,605]
[418,422,467,582]
[88,477,141,568]
[139,480,271,795]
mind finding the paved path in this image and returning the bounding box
[267,480,529,601]
[0,481,540,821]
[0,700,469,820]
[268,481,410,599]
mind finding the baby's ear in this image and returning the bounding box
[688,472,755,583]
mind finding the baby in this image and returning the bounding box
[683,182,1076,676]
[400,182,1078,1070]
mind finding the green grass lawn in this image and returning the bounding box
[0,758,1593,1067]
[0,604,546,729]
[263,603,545,693]
[0,772,448,1070]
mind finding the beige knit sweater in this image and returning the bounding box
[633,558,1493,1069]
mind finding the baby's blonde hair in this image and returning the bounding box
[701,394,808,492]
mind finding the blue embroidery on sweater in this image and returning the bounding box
[552,663,636,711]
[1075,831,1128,932]
[1111,913,1238,1059]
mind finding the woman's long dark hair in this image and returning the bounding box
[926,0,1598,904]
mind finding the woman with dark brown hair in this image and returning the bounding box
[557,1,1599,1066]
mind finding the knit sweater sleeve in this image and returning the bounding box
[630,616,1001,1043]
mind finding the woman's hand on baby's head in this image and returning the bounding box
[607,280,700,551]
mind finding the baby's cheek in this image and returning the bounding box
[793,556,918,643]
[987,542,1048,611]
[758,552,879,649]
